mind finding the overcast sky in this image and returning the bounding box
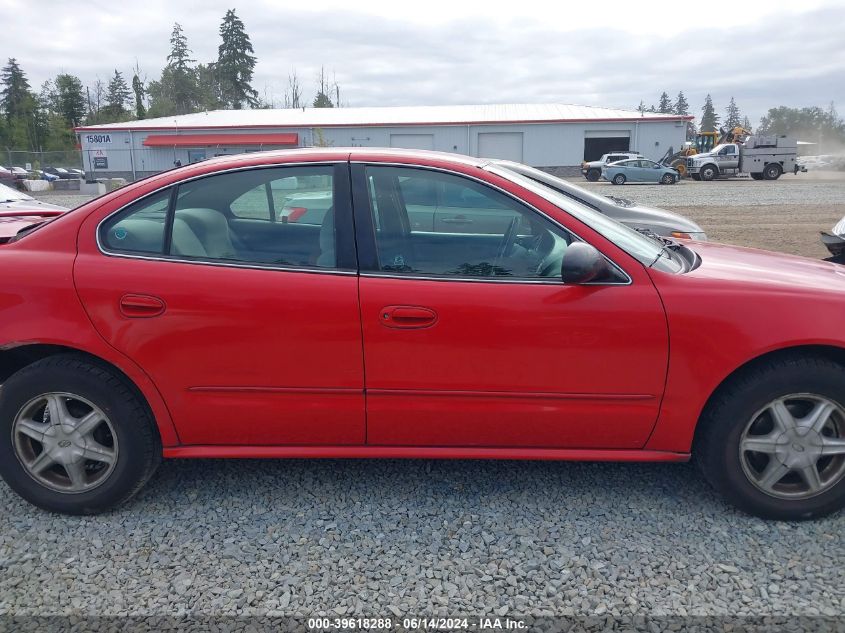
[2,0,844,125]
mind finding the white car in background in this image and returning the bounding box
[0,183,68,243]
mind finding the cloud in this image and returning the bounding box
[2,0,843,125]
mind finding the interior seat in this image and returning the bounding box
[171,217,207,258]
[175,208,237,259]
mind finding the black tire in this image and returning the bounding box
[700,165,718,181]
[660,173,676,185]
[612,174,626,185]
[585,168,601,182]
[691,173,702,181]
[695,355,845,520]
[0,355,161,514]
[750,173,764,180]
[763,163,782,180]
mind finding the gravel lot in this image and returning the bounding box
[2,176,844,620]
[580,173,845,259]
[2,460,844,618]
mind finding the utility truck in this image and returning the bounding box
[685,134,801,181]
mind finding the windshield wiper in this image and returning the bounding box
[636,228,683,266]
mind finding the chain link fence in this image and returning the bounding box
[3,149,83,170]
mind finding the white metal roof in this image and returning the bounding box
[77,103,689,131]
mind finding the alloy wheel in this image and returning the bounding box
[12,392,118,493]
[739,393,845,499]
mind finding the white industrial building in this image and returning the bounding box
[76,103,691,180]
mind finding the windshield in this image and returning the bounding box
[486,163,684,273]
[496,161,636,210]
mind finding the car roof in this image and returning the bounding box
[197,147,490,169]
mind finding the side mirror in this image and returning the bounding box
[561,242,609,284]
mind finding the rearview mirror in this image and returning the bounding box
[561,242,609,284]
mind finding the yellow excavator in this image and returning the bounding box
[661,126,753,177]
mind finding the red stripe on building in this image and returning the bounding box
[142,133,299,147]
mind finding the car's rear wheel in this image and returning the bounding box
[585,168,601,182]
[660,173,676,185]
[696,355,845,519]
[763,163,782,180]
[691,173,702,181]
[0,355,161,514]
[612,174,626,185]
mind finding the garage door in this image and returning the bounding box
[477,132,524,162]
[583,131,631,162]
[389,134,435,150]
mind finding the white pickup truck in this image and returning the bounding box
[581,151,643,182]
[686,135,801,181]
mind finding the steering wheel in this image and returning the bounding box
[495,217,520,264]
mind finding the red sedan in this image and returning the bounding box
[1,149,844,519]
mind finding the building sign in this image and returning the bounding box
[93,156,108,169]
[85,134,112,144]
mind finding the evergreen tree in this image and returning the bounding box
[196,63,223,111]
[55,74,86,126]
[1,58,31,120]
[167,23,194,72]
[741,116,752,130]
[155,22,199,115]
[132,72,146,119]
[700,94,719,132]
[104,70,132,119]
[658,91,672,114]
[674,91,689,116]
[636,100,646,114]
[313,66,334,108]
[725,97,742,129]
[217,9,258,109]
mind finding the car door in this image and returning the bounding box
[612,160,638,182]
[352,162,669,448]
[633,160,654,181]
[74,162,365,446]
[639,160,661,182]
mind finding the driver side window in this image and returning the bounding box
[363,166,573,279]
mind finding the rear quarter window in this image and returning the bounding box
[99,188,171,254]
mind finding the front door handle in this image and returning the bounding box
[119,294,166,318]
[380,305,438,329]
[441,216,473,225]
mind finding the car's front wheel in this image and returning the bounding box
[700,165,718,181]
[612,174,626,185]
[585,168,601,182]
[696,355,845,519]
[0,355,161,514]
[661,173,676,185]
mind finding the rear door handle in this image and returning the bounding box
[119,294,166,318]
[380,305,438,329]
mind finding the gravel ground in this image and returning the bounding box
[578,173,845,207]
[1,460,844,617]
[3,177,844,620]
[578,174,845,259]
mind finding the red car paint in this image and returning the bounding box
[2,148,844,462]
